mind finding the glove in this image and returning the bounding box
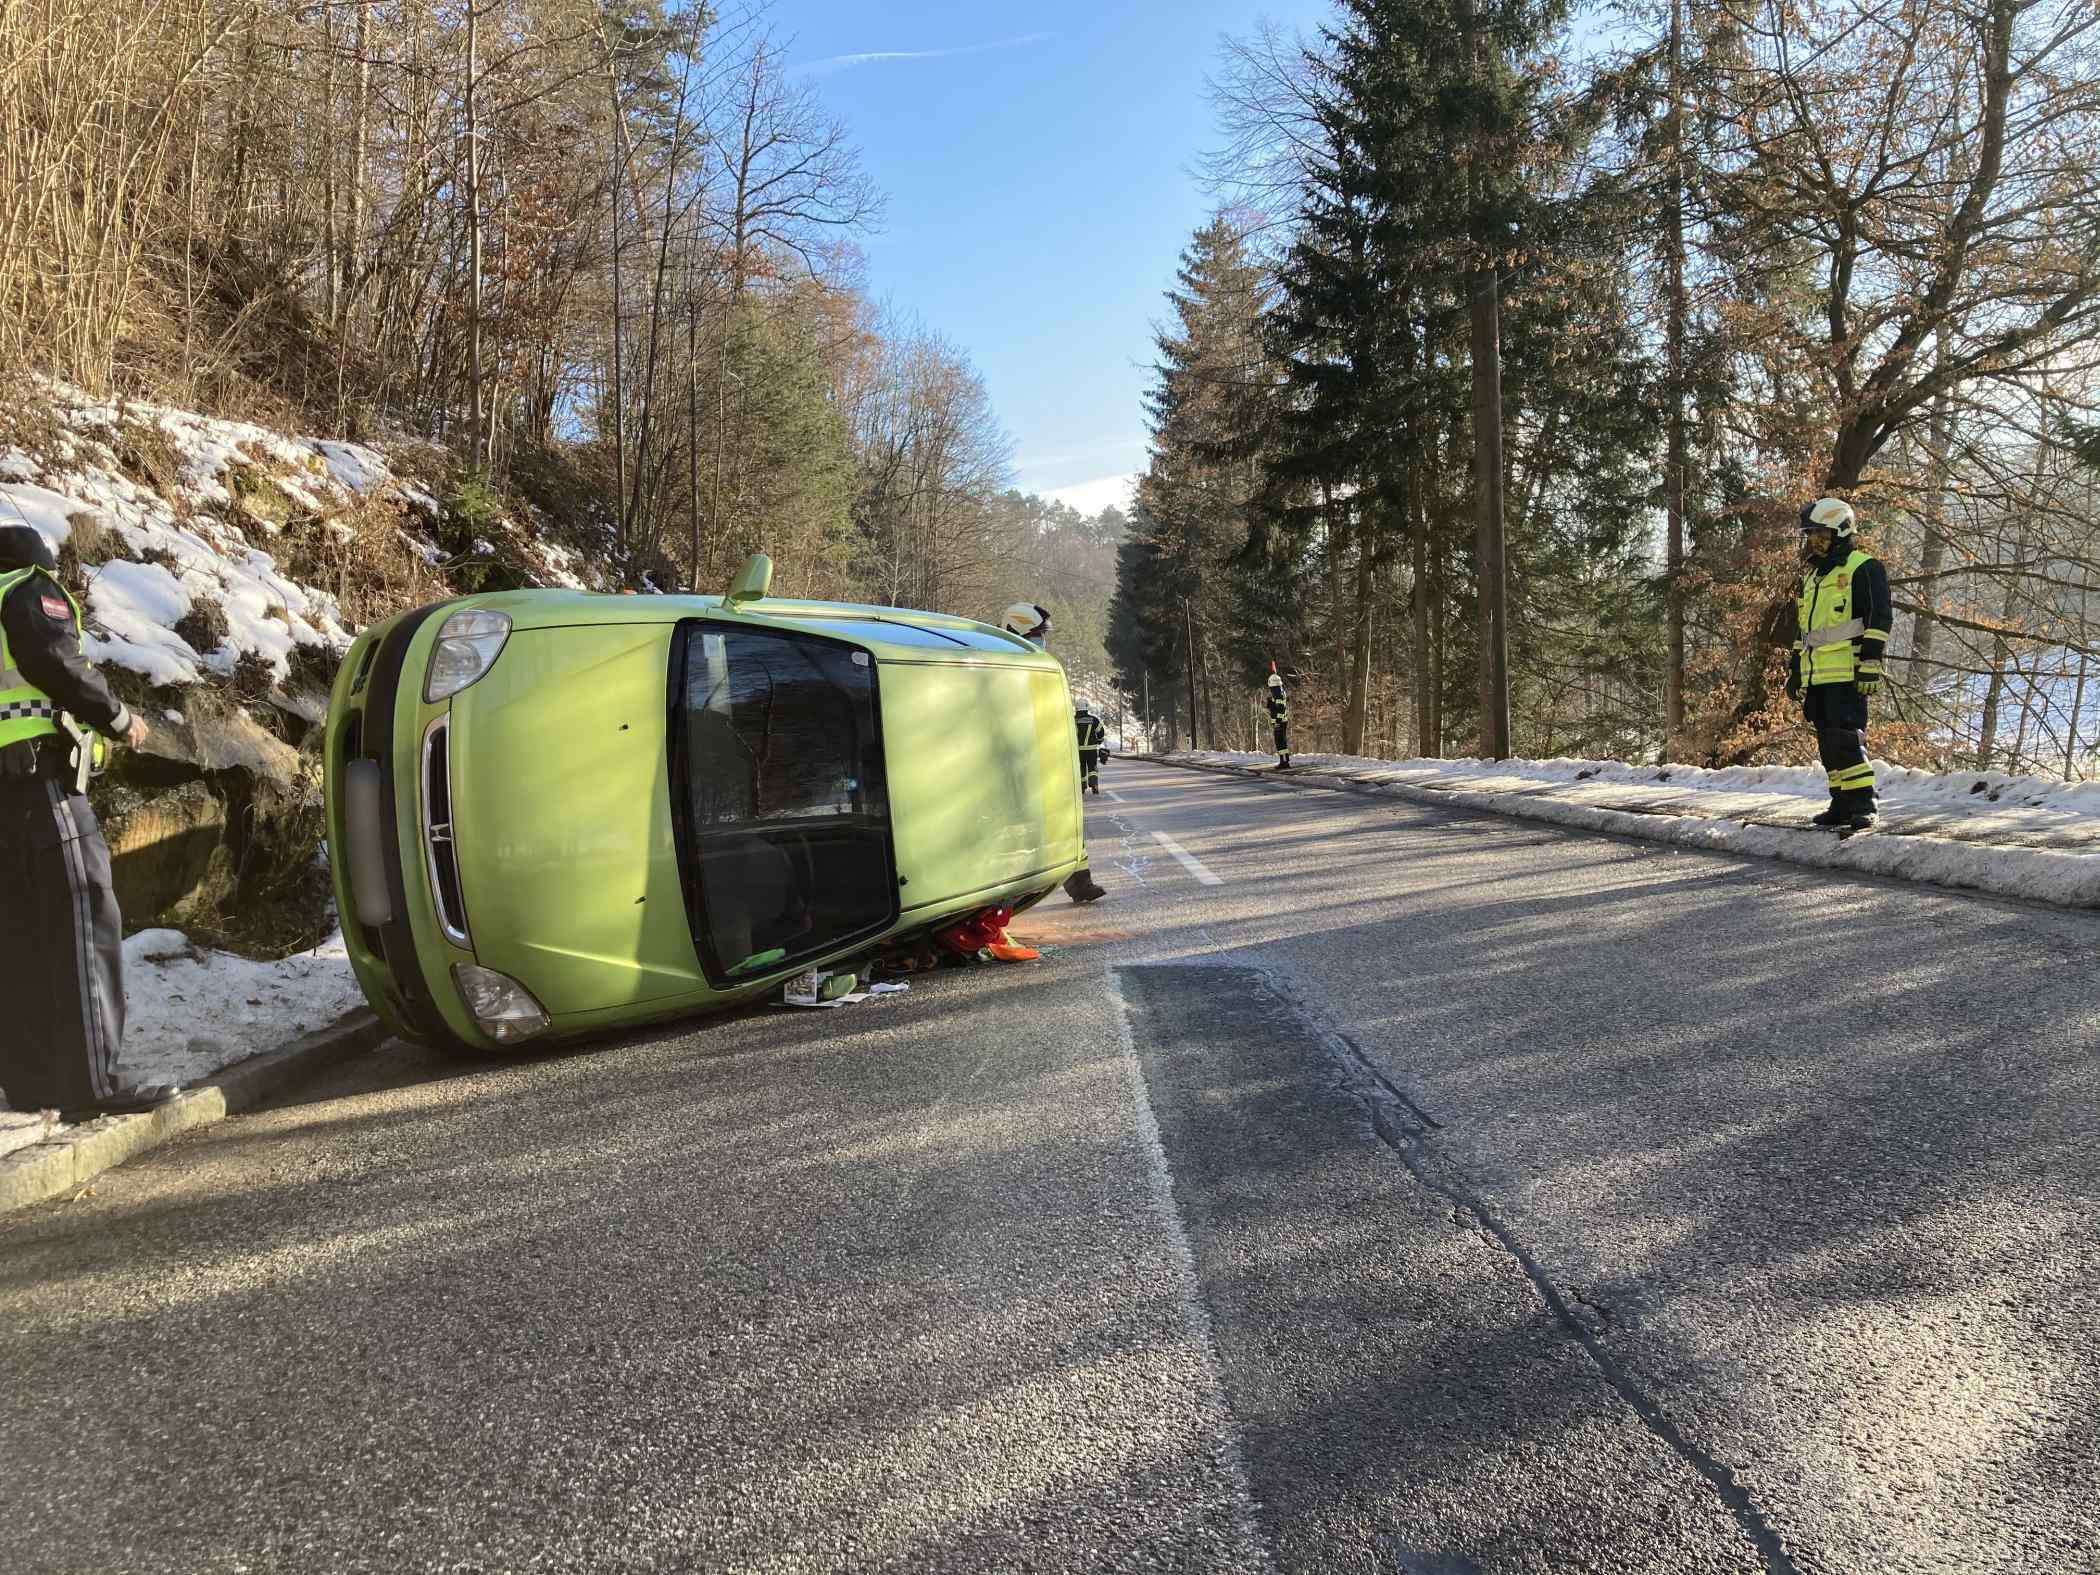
[1785,654,1802,703]
[1856,661,1881,696]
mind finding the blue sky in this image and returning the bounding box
[785,0,1337,513]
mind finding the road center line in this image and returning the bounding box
[1151,830,1222,886]
[1101,788,1126,802]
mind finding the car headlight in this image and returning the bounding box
[452,964,550,1043]
[425,609,512,701]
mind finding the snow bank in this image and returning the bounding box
[0,929,364,1134]
[114,928,366,1090]
[1165,749,2100,909]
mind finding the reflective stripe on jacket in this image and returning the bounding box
[0,566,78,751]
[1796,549,1878,686]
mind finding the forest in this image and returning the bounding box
[0,0,1123,680]
[1108,0,2100,773]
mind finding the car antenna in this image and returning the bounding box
[726,552,773,605]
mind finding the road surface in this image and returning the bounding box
[4,759,2095,1574]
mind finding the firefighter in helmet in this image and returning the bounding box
[1074,701,1105,794]
[1787,498,1891,831]
[1002,603,1052,649]
[1266,664,1291,769]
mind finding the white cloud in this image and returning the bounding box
[802,32,1054,78]
[1044,473,1138,518]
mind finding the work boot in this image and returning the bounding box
[1845,790,1878,833]
[1810,795,1847,828]
[1064,870,1107,905]
[61,1083,181,1123]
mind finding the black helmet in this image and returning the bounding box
[0,524,57,573]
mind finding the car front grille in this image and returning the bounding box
[422,717,471,946]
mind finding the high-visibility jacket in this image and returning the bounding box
[0,565,79,750]
[1795,549,1890,687]
[1266,688,1288,724]
[1075,712,1105,752]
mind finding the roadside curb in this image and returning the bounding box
[0,1010,392,1215]
[1148,755,2100,910]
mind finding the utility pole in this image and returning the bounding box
[1458,0,1511,759]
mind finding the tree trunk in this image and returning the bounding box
[1907,333,1955,688]
[1346,506,1374,755]
[1662,0,1687,751]
[1459,0,1510,758]
[345,0,371,330]
[464,0,487,471]
[1412,465,1432,757]
[1182,599,1200,750]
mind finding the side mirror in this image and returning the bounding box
[726,553,773,605]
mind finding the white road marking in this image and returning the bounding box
[1151,830,1223,886]
[1101,788,1126,803]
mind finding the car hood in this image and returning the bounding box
[446,624,705,1016]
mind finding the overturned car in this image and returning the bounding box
[325,556,1090,1054]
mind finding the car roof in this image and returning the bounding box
[456,588,1059,667]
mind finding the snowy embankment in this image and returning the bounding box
[0,931,366,1148]
[0,384,604,1126]
[0,382,592,690]
[1164,749,2100,908]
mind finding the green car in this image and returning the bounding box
[324,555,1091,1054]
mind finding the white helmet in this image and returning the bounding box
[1002,602,1051,641]
[1799,497,1856,538]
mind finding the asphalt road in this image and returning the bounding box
[3,758,2095,1575]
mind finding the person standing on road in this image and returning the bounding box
[1787,498,1891,831]
[0,523,175,1118]
[999,599,1104,901]
[1266,664,1292,770]
[1075,702,1105,794]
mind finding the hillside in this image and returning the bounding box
[0,379,616,956]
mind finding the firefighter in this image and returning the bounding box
[1001,602,1052,649]
[0,523,175,1118]
[998,599,1102,899]
[1266,664,1292,769]
[1074,702,1105,794]
[1786,498,1891,831]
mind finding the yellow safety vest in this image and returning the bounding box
[0,565,80,751]
[1796,549,1875,687]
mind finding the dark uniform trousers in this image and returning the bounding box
[1079,750,1100,793]
[1803,682,1871,808]
[0,753,126,1109]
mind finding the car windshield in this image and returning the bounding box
[670,621,896,982]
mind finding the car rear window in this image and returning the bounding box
[670,622,896,982]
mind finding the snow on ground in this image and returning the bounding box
[1165,748,2100,908]
[116,928,366,1087]
[0,930,366,1147]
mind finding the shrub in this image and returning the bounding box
[286,639,340,696]
[172,593,230,655]
[56,511,110,580]
[231,647,276,700]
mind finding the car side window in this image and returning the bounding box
[672,623,895,981]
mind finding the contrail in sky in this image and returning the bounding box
[802,32,1055,77]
